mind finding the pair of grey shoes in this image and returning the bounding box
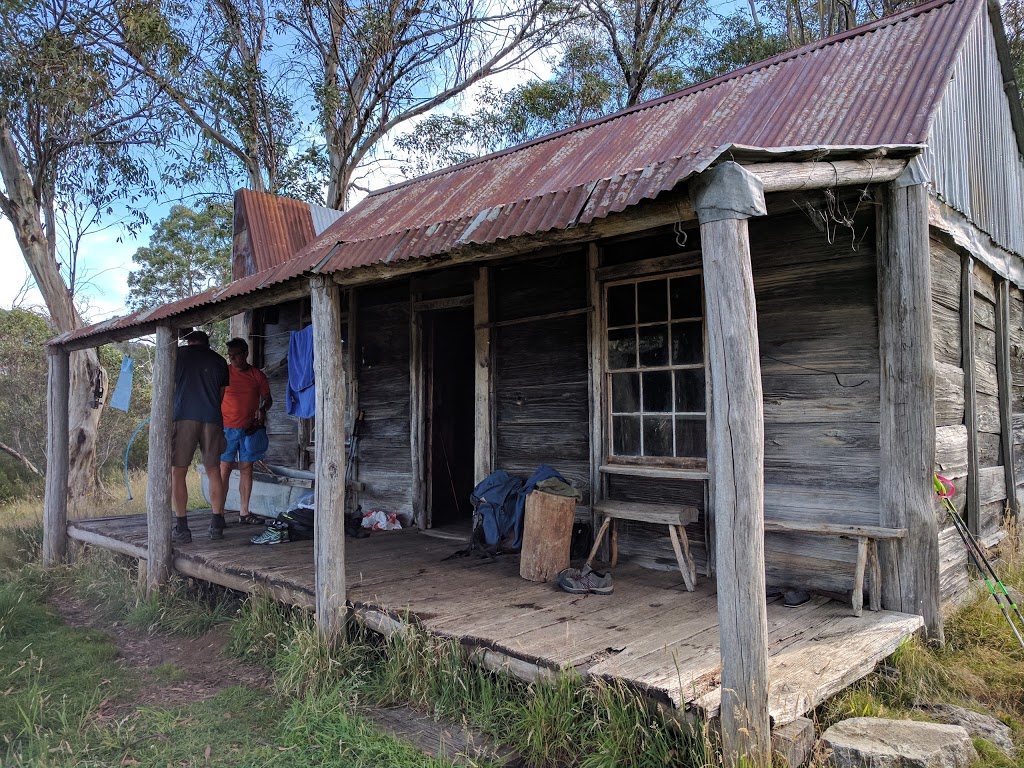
[557,565,614,595]
[171,515,226,544]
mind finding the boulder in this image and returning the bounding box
[917,703,1015,758]
[821,717,978,768]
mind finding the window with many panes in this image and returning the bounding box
[605,272,706,465]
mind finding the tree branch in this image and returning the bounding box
[0,441,43,476]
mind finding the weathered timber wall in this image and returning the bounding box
[1011,287,1024,514]
[751,202,881,593]
[492,252,591,505]
[356,282,413,515]
[971,261,1008,543]
[260,299,307,466]
[931,240,970,605]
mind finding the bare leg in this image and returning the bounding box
[220,460,236,491]
[205,462,226,517]
[171,466,190,519]
[238,462,255,516]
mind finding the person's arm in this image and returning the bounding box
[255,373,272,425]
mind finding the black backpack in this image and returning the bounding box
[279,506,315,541]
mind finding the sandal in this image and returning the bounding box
[238,514,265,526]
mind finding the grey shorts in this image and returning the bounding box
[172,420,227,468]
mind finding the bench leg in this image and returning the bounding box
[586,517,611,571]
[668,525,696,592]
[852,537,867,617]
[868,541,881,612]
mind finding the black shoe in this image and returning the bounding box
[171,526,192,544]
[208,515,226,540]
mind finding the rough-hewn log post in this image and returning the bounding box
[474,266,492,484]
[147,325,176,592]
[996,279,1018,519]
[877,168,943,642]
[691,161,770,766]
[43,347,70,566]
[311,275,348,641]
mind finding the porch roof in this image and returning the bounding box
[53,0,981,348]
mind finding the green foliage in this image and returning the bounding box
[0,309,51,499]
[1004,0,1024,99]
[127,201,232,310]
[687,11,789,83]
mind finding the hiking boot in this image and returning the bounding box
[556,565,613,595]
[208,515,226,540]
[171,526,192,545]
[250,526,288,545]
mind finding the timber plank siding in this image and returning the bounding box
[751,202,882,595]
[357,282,414,517]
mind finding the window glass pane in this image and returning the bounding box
[607,328,636,369]
[675,370,706,412]
[670,275,702,319]
[607,284,635,327]
[637,279,668,323]
[676,417,707,458]
[671,321,703,365]
[643,416,673,456]
[638,324,668,366]
[642,370,672,412]
[613,416,641,456]
[611,373,639,413]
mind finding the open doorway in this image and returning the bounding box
[424,307,476,530]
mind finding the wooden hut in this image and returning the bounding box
[45,0,1024,759]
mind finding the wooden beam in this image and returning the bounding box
[750,158,907,192]
[410,285,426,526]
[347,288,360,514]
[146,325,176,592]
[877,179,943,641]
[42,347,70,567]
[692,161,770,766]
[473,266,492,484]
[962,255,981,535]
[588,244,604,515]
[996,278,1018,519]
[310,275,348,640]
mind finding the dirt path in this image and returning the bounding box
[49,593,272,717]
[49,593,522,766]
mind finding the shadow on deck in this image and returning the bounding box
[68,511,923,726]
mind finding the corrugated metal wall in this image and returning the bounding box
[925,9,1024,259]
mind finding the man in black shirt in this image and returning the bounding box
[171,330,230,543]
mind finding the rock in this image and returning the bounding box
[917,703,1015,758]
[821,717,978,768]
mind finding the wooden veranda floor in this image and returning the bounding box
[68,511,923,726]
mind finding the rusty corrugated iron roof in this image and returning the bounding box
[232,189,320,278]
[58,0,982,346]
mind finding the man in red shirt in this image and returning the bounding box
[220,338,273,524]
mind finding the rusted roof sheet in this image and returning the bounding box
[233,189,320,277]
[58,0,981,345]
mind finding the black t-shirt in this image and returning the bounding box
[173,345,229,424]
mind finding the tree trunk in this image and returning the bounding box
[0,119,104,500]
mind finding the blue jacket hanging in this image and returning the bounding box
[287,324,316,418]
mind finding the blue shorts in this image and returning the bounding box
[221,427,268,463]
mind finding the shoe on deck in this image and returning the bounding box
[171,527,192,545]
[250,526,288,545]
[208,515,226,540]
[557,565,613,595]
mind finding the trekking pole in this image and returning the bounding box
[934,474,1024,649]
[935,474,1024,629]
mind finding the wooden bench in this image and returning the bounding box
[585,501,701,591]
[763,521,908,616]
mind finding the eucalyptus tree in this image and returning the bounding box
[113,0,324,201]
[281,0,568,208]
[0,0,166,498]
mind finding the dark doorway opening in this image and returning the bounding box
[426,307,475,528]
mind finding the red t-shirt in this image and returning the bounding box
[222,365,271,429]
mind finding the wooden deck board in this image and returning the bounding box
[68,512,924,726]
